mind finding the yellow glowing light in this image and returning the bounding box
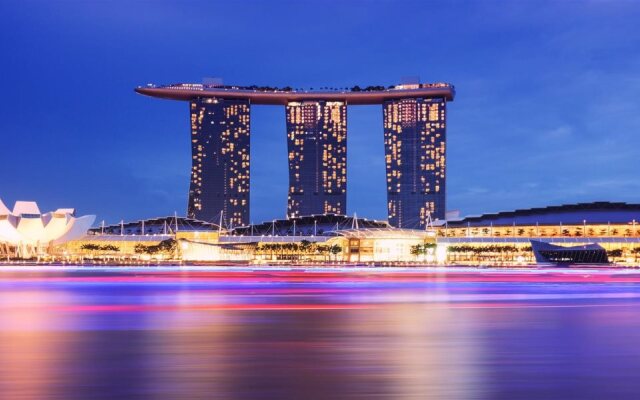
[435,245,447,264]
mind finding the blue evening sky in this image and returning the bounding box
[1,0,638,224]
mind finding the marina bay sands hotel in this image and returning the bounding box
[135,81,455,229]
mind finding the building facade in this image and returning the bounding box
[437,202,640,265]
[188,98,250,227]
[136,82,454,227]
[43,202,640,266]
[286,101,347,217]
[0,199,95,259]
[383,97,447,228]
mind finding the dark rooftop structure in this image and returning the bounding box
[89,216,220,236]
[230,214,390,237]
[445,202,640,228]
[530,240,610,265]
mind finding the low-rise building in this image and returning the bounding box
[24,202,640,266]
[435,202,640,265]
[60,216,220,262]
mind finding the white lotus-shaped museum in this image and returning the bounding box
[0,199,95,258]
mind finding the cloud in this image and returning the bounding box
[540,125,574,141]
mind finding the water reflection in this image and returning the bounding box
[1,268,640,399]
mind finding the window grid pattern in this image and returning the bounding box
[286,101,347,218]
[188,98,250,227]
[383,98,446,228]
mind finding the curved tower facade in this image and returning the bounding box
[188,98,250,227]
[286,101,347,218]
[383,97,447,228]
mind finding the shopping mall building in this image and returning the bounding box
[437,202,640,265]
[61,214,433,265]
[46,202,640,266]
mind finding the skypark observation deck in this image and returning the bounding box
[134,83,455,104]
[135,81,454,229]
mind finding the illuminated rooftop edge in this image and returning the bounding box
[135,82,455,105]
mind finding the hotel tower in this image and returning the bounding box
[383,97,447,228]
[286,101,347,218]
[136,81,454,229]
[188,98,250,227]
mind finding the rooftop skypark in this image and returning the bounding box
[141,81,454,92]
[135,81,455,104]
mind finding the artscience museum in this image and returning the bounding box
[0,199,95,258]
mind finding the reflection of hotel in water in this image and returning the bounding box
[136,81,455,229]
